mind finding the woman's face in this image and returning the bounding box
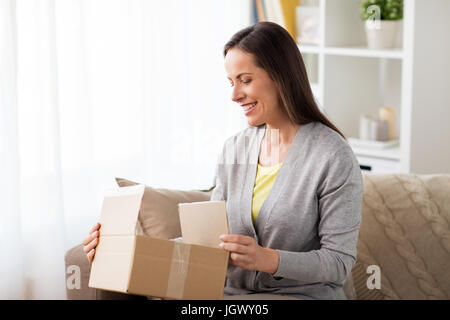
[224,48,282,127]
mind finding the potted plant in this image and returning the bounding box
[360,0,403,49]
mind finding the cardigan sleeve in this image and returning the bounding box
[272,146,363,284]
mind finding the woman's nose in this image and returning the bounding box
[231,85,245,103]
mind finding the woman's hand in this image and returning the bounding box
[219,234,279,274]
[83,222,101,263]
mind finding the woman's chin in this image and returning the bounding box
[246,117,264,127]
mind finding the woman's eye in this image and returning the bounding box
[228,79,251,87]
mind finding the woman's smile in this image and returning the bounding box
[242,102,257,115]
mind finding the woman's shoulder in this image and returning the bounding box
[309,122,363,192]
[310,122,350,151]
[304,122,356,163]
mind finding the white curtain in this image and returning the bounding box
[0,0,250,299]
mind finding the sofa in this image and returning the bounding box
[64,174,450,300]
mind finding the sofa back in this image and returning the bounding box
[353,174,450,300]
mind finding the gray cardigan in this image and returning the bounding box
[211,122,363,300]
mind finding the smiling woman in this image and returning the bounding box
[213,22,364,300]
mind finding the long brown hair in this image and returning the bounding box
[224,21,345,139]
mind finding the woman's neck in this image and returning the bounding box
[259,121,300,166]
[265,121,300,146]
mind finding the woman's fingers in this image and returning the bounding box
[89,222,101,234]
[83,234,98,253]
[83,223,101,263]
[219,242,248,254]
[86,249,95,263]
[83,222,100,245]
[230,252,246,262]
[219,234,253,245]
[82,235,90,246]
[218,233,263,271]
[82,230,98,246]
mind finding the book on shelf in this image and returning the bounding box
[255,0,266,21]
[252,0,259,24]
[252,0,300,41]
[279,0,300,40]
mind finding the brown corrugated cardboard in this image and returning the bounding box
[88,184,229,300]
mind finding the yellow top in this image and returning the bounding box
[251,162,283,225]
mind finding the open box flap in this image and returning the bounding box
[99,184,145,236]
[178,200,228,248]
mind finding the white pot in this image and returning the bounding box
[365,20,400,49]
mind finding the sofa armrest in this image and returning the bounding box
[64,244,145,300]
[343,273,357,300]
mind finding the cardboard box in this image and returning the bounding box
[88,184,229,300]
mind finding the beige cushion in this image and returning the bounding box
[353,174,450,300]
[115,177,212,239]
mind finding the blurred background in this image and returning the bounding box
[1,0,449,299]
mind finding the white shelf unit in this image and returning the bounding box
[297,0,450,174]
